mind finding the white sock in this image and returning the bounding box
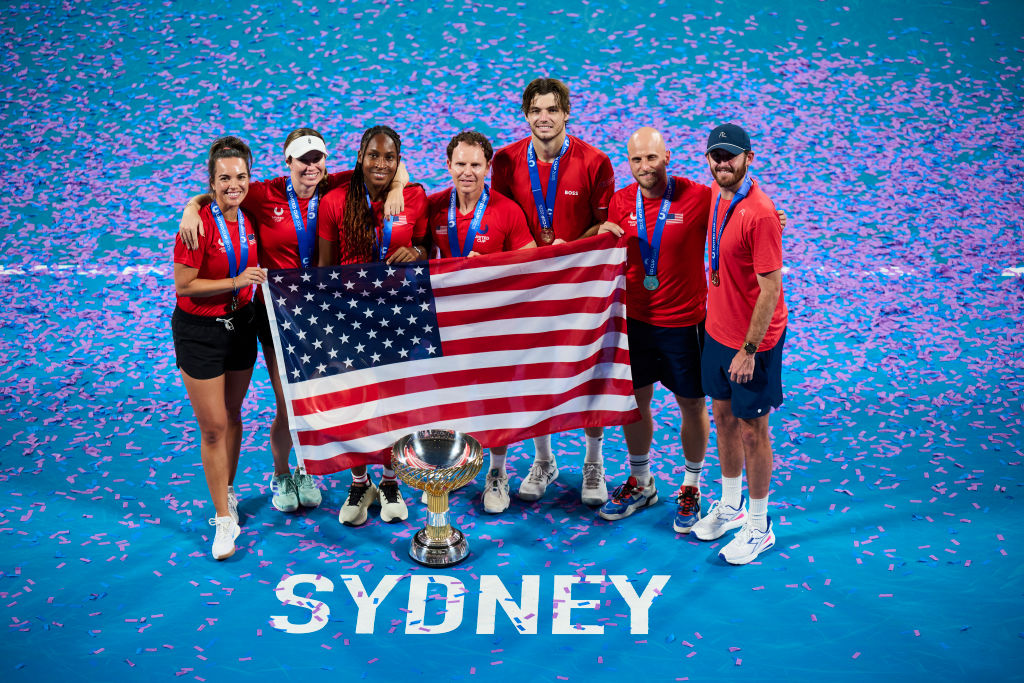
[682,459,703,488]
[628,452,651,484]
[749,496,769,531]
[584,435,603,464]
[352,471,369,485]
[488,449,507,473]
[381,467,397,482]
[721,475,742,509]
[532,435,553,463]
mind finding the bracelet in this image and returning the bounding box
[231,277,236,290]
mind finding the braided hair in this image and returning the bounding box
[341,125,402,263]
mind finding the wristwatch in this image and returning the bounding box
[743,341,758,355]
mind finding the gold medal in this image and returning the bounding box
[539,228,555,245]
[710,270,720,287]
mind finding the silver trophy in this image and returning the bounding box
[391,430,484,567]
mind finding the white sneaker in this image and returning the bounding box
[378,479,408,523]
[518,459,559,501]
[482,468,510,513]
[581,462,608,506]
[339,480,377,526]
[692,496,748,541]
[209,516,240,560]
[227,487,239,525]
[719,517,775,565]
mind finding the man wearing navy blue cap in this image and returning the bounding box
[691,123,788,565]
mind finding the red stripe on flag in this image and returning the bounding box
[442,317,625,356]
[436,294,621,327]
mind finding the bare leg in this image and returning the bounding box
[263,341,293,476]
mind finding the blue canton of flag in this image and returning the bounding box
[267,263,444,383]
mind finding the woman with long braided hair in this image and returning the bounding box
[317,124,429,527]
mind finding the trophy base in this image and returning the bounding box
[409,527,470,567]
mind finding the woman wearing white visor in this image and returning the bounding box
[177,128,409,517]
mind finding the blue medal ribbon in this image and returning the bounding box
[210,202,248,302]
[447,185,490,258]
[635,176,676,291]
[527,136,570,233]
[285,178,317,268]
[366,190,394,261]
[709,174,754,277]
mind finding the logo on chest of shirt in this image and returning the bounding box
[273,206,286,222]
[563,189,579,197]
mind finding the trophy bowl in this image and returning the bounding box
[391,429,484,567]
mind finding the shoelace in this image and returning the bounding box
[677,489,698,514]
[582,464,603,487]
[347,482,371,504]
[612,481,641,502]
[527,463,553,484]
[379,481,401,503]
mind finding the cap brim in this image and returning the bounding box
[706,143,748,155]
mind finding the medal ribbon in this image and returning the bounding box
[709,174,753,275]
[366,191,394,261]
[527,135,570,232]
[635,176,676,280]
[447,185,490,258]
[285,178,317,268]
[210,202,248,299]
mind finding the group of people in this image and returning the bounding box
[171,78,788,567]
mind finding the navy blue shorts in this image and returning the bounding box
[701,328,786,419]
[627,317,705,398]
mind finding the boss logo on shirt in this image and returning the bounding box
[563,189,579,196]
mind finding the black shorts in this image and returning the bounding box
[701,328,786,419]
[172,305,258,380]
[627,317,705,398]
[253,297,273,350]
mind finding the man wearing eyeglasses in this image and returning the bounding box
[691,123,788,566]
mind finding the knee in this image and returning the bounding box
[198,419,228,445]
[738,420,767,450]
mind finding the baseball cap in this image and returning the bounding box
[706,124,751,155]
[285,135,328,161]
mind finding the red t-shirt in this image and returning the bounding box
[705,179,787,350]
[242,171,353,269]
[426,188,534,258]
[174,204,259,317]
[491,135,615,244]
[317,183,429,264]
[608,176,712,327]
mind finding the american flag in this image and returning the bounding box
[263,233,640,475]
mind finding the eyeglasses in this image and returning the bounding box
[707,149,741,163]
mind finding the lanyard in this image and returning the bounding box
[635,176,676,291]
[285,178,317,268]
[447,185,489,258]
[527,136,570,231]
[365,190,394,261]
[210,203,248,296]
[710,174,753,274]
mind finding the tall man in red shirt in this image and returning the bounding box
[490,78,616,509]
[597,128,712,530]
[691,124,787,565]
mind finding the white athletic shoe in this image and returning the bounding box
[339,480,377,526]
[482,468,510,513]
[210,516,240,560]
[692,497,748,541]
[378,479,408,523]
[581,462,608,506]
[518,459,559,501]
[719,517,775,565]
[226,487,239,525]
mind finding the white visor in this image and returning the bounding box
[285,135,328,161]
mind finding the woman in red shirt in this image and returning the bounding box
[317,125,429,528]
[177,129,408,516]
[173,136,265,560]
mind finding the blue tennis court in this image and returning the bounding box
[1,0,1022,680]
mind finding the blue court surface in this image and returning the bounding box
[1,0,1022,681]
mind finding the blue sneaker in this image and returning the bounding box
[672,485,702,533]
[598,476,658,521]
[719,517,775,565]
